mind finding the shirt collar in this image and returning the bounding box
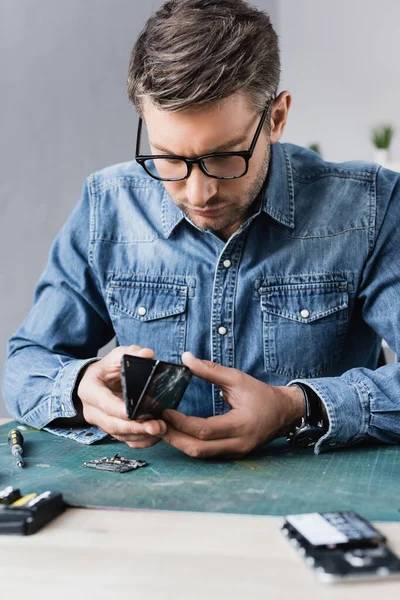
[261,142,295,228]
[161,187,185,238]
[161,141,295,238]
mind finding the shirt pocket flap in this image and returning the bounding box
[260,281,348,323]
[109,281,188,322]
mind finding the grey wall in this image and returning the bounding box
[278,0,400,162]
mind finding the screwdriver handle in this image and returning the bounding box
[8,429,24,453]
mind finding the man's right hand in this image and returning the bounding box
[77,345,167,448]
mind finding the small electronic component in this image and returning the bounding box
[0,487,65,535]
[83,453,148,473]
[281,511,400,583]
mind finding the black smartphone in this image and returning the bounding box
[120,354,192,420]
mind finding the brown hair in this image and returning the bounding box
[127,0,280,115]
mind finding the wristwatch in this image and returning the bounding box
[287,383,327,448]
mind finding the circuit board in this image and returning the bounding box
[0,421,399,521]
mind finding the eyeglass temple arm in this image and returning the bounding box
[248,106,270,155]
[135,117,143,156]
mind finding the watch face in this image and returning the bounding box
[293,425,325,448]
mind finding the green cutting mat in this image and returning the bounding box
[1,422,399,521]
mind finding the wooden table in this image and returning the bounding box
[1,419,400,599]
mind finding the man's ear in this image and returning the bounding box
[270,91,292,143]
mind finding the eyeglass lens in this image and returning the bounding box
[143,155,247,180]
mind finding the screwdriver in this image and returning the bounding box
[8,429,25,468]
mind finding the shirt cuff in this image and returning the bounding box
[21,357,101,429]
[40,356,108,444]
[43,424,108,444]
[287,376,371,454]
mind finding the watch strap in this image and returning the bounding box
[295,382,324,427]
[287,383,327,447]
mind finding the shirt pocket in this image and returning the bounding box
[107,278,188,363]
[259,277,348,378]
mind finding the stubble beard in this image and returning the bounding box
[175,145,271,235]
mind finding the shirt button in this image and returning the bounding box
[138,306,147,316]
[219,390,224,397]
[223,259,232,268]
[300,309,310,319]
[61,403,65,411]
[218,326,227,336]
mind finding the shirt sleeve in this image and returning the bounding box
[289,165,400,454]
[2,176,114,443]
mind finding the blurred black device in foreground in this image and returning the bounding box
[0,487,65,535]
[282,511,400,583]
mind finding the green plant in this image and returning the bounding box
[308,143,321,155]
[371,125,395,149]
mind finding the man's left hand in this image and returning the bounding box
[161,352,305,458]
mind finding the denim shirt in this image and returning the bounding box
[3,142,400,453]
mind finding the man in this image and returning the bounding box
[3,0,400,458]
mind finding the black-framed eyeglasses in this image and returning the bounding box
[135,100,273,182]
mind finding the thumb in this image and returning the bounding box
[181,352,236,388]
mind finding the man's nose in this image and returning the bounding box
[185,166,218,208]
